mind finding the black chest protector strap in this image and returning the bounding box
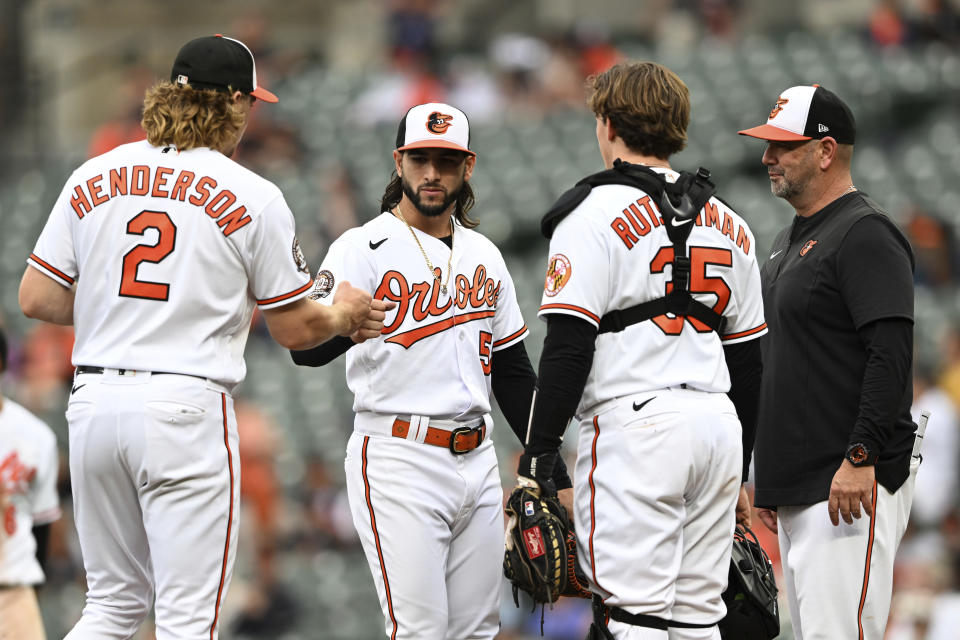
[540,160,727,336]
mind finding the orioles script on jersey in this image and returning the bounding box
[375,264,501,349]
[610,196,751,255]
[67,165,252,237]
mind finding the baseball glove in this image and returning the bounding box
[503,481,591,606]
[719,524,780,640]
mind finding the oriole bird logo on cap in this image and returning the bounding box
[426,112,454,134]
[769,98,789,120]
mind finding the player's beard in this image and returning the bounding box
[401,176,462,218]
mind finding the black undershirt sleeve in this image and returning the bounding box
[723,338,763,482]
[32,523,51,575]
[849,317,913,455]
[524,314,597,456]
[289,335,354,367]
[490,341,537,444]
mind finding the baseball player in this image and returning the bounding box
[519,62,767,639]
[0,327,61,640]
[291,102,570,639]
[18,35,385,640]
[740,85,918,640]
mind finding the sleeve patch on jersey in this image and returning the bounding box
[544,254,572,297]
[308,270,335,300]
[292,237,310,275]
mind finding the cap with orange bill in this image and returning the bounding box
[738,85,855,144]
[170,34,278,103]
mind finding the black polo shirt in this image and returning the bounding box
[754,191,916,508]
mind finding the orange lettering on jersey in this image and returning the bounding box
[70,185,92,219]
[736,225,751,255]
[190,176,216,207]
[721,212,735,241]
[152,166,174,198]
[169,170,195,201]
[217,206,252,237]
[626,203,653,236]
[0,452,36,495]
[87,174,108,206]
[611,218,637,249]
[637,196,662,227]
[377,265,501,349]
[109,167,128,198]
[205,190,235,219]
[704,201,720,230]
[130,165,150,195]
[410,280,434,321]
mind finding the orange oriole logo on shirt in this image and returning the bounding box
[426,112,454,134]
[799,239,818,257]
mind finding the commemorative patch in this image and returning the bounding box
[544,254,572,297]
[292,237,309,274]
[309,270,335,300]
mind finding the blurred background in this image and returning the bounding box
[0,0,958,638]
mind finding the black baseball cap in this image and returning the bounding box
[738,85,855,144]
[170,34,278,103]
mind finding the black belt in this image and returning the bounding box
[75,366,205,381]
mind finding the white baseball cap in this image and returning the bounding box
[738,85,855,144]
[395,102,475,156]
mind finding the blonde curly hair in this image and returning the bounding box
[141,82,250,151]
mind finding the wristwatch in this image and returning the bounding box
[845,442,877,467]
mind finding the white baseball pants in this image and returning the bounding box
[344,429,503,640]
[576,388,742,640]
[777,457,919,640]
[63,370,240,640]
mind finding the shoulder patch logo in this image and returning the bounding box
[769,97,789,120]
[544,254,572,297]
[292,237,309,274]
[426,112,453,135]
[799,239,818,257]
[308,269,335,300]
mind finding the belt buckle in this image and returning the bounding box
[449,425,480,455]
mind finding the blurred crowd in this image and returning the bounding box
[2,0,960,638]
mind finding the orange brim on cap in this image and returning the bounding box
[396,139,476,156]
[251,86,278,103]
[738,123,811,141]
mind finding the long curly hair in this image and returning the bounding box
[141,81,249,151]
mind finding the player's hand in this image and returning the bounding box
[332,281,372,337]
[557,487,574,525]
[735,484,752,528]
[828,460,875,526]
[351,298,397,343]
[757,508,778,534]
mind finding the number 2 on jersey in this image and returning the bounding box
[649,246,732,334]
[119,210,177,301]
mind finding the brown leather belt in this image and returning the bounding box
[391,418,486,455]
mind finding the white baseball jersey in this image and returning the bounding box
[539,168,767,415]
[28,140,313,384]
[0,398,61,586]
[313,211,528,421]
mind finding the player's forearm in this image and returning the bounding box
[723,338,763,481]
[525,315,596,454]
[19,267,75,325]
[490,342,537,442]
[851,317,913,453]
[263,298,349,351]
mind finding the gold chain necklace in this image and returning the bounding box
[394,206,454,295]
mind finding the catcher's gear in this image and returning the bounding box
[719,524,780,639]
[503,481,591,606]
